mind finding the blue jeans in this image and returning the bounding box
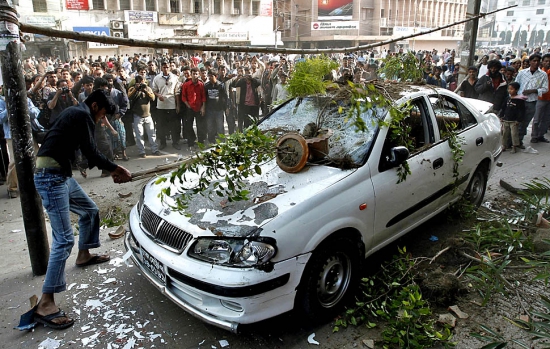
[133,115,158,155]
[34,172,100,294]
[205,109,225,143]
[519,101,537,142]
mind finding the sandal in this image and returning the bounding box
[34,308,74,330]
[75,254,111,267]
[122,156,130,161]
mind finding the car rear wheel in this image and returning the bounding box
[464,165,487,208]
[296,237,361,322]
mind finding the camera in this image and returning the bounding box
[138,84,147,90]
[61,87,69,93]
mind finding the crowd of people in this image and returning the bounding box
[1,46,550,197]
[447,47,549,154]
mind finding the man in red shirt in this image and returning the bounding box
[531,53,550,143]
[181,67,206,151]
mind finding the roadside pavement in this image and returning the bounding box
[1,137,550,348]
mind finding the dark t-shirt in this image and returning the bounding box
[47,92,74,125]
[37,102,118,176]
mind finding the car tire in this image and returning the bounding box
[464,164,488,208]
[295,237,361,322]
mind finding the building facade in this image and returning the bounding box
[477,0,550,50]
[275,0,467,52]
[18,0,275,59]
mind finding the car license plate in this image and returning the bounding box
[140,247,166,284]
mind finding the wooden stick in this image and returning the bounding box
[430,246,451,264]
[130,156,194,181]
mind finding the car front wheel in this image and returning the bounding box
[465,165,488,208]
[295,237,361,322]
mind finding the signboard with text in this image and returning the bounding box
[124,10,158,23]
[74,27,118,47]
[25,16,56,27]
[73,26,110,36]
[259,0,273,17]
[311,21,359,31]
[66,0,89,10]
[216,32,248,41]
[88,42,118,49]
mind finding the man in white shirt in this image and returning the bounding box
[152,60,181,150]
[515,54,549,145]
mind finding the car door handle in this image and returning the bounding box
[476,137,483,146]
[433,158,444,170]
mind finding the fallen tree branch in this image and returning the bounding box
[430,246,451,264]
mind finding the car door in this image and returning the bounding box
[427,92,481,204]
[369,95,451,248]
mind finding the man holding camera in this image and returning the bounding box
[128,75,160,158]
[47,79,79,127]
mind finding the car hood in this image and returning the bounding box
[144,160,356,238]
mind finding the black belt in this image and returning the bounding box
[34,167,65,175]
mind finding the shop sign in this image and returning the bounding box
[125,10,158,23]
[66,0,89,10]
[216,32,248,41]
[311,21,359,31]
[25,16,56,27]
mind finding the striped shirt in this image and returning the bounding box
[515,68,549,102]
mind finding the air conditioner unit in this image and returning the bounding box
[380,17,387,27]
[232,8,240,15]
[111,20,124,30]
[283,20,291,30]
[22,33,34,42]
[112,31,124,38]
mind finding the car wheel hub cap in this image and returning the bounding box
[317,255,350,307]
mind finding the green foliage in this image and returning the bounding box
[342,82,414,183]
[470,324,530,349]
[334,247,455,348]
[379,52,425,82]
[100,206,127,228]
[286,56,339,98]
[441,125,466,190]
[156,126,276,214]
[518,177,550,223]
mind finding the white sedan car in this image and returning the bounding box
[125,86,501,332]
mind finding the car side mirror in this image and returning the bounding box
[388,146,410,167]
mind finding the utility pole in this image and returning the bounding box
[458,0,482,83]
[0,0,50,275]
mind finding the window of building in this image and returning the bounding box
[145,0,156,11]
[194,0,201,13]
[252,1,259,15]
[381,9,385,18]
[119,0,131,10]
[508,0,515,5]
[361,8,367,21]
[506,10,514,16]
[213,0,221,14]
[522,0,530,5]
[32,0,47,12]
[536,9,544,14]
[538,0,545,4]
[92,0,105,10]
[234,0,241,14]
[170,0,180,12]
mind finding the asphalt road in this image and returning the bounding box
[1,138,549,348]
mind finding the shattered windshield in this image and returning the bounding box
[259,96,382,166]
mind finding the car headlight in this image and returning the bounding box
[189,237,277,267]
[137,184,146,213]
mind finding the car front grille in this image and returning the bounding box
[141,205,193,253]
